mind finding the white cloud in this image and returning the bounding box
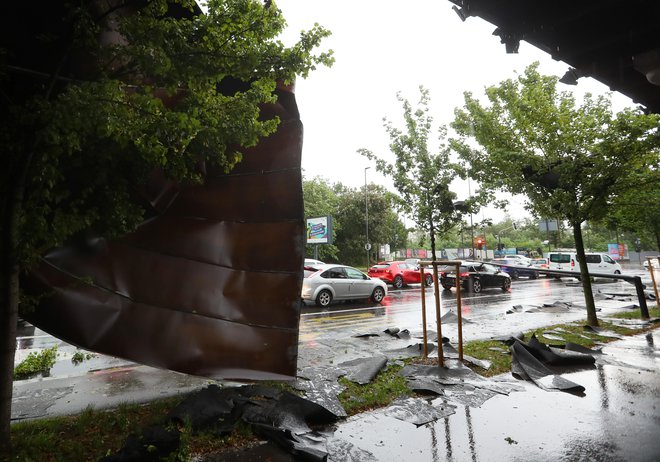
[276,0,635,221]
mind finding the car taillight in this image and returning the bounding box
[440,272,446,277]
[460,272,469,277]
[571,259,575,267]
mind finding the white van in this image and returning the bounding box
[548,250,622,276]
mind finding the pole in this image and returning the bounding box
[455,262,463,361]
[468,179,474,259]
[365,167,370,269]
[420,266,428,357]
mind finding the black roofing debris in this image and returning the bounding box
[100,425,180,462]
[352,332,380,338]
[400,362,516,397]
[507,300,600,314]
[440,340,492,370]
[171,384,340,460]
[440,310,474,324]
[338,356,388,385]
[509,335,598,394]
[491,332,525,345]
[384,342,436,358]
[583,325,624,339]
[441,385,500,408]
[295,367,347,418]
[383,327,411,339]
[380,397,456,426]
[327,439,379,462]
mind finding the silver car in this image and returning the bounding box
[302,264,387,307]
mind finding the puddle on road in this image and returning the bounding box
[328,360,660,461]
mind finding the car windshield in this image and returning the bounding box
[371,264,390,269]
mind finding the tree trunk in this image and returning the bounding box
[429,218,437,262]
[0,202,20,454]
[573,221,599,327]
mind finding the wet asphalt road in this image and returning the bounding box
[300,272,648,345]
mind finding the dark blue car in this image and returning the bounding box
[492,258,538,280]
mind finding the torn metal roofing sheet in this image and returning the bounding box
[24,86,305,381]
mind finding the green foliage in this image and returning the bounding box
[451,62,660,228]
[13,346,58,380]
[71,350,96,365]
[302,177,406,266]
[1,0,334,270]
[611,306,660,318]
[359,87,468,260]
[303,176,341,261]
[333,183,407,266]
[451,62,659,323]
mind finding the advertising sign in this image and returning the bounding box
[607,243,628,260]
[306,216,333,244]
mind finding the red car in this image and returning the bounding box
[368,261,433,289]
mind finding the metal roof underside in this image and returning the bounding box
[447,0,660,113]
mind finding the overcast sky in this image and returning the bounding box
[275,0,635,221]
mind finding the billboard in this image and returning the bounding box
[306,216,333,244]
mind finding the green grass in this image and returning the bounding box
[461,310,659,377]
[10,396,260,461]
[338,363,411,415]
[609,306,660,319]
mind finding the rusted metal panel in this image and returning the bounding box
[24,86,305,380]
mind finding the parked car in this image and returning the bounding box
[304,258,325,266]
[303,259,326,278]
[439,261,511,293]
[492,258,538,280]
[368,261,434,289]
[547,251,622,277]
[501,254,532,266]
[531,258,549,269]
[302,264,387,307]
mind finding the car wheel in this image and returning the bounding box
[424,274,433,287]
[315,290,332,308]
[502,278,511,291]
[470,278,482,293]
[511,270,519,280]
[393,275,404,290]
[371,286,385,304]
[531,272,538,280]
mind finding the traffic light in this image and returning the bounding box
[477,238,484,250]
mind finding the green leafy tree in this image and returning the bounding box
[451,63,659,325]
[303,176,340,262]
[358,87,464,261]
[333,183,407,267]
[0,0,332,450]
[609,166,660,251]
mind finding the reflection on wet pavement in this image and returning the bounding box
[327,331,660,461]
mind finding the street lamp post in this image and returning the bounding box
[365,167,370,269]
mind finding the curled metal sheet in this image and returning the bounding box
[24,86,304,381]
